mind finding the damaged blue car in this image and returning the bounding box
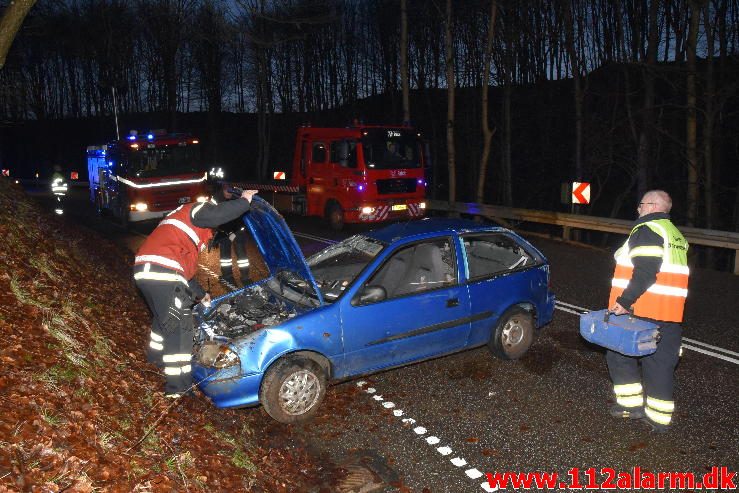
[192,197,555,423]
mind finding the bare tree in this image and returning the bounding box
[686,0,700,226]
[444,0,456,203]
[400,0,410,123]
[476,0,498,206]
[0,0,35,70]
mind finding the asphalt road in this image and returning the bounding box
[28,186,739,492]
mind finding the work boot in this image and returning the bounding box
[609,404,645,419]
[642,418,670,434]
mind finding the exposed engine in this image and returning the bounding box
[199,285,298,340]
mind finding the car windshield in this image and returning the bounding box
[128,144,201,178]
[361,128,421,169]
[307,235,386,302]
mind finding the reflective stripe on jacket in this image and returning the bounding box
[134,202,214,279]
[608,219,689,322]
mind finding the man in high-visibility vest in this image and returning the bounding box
[606,190,689,432]
[134,189,258,397]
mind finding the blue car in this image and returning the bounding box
[193,197,555,423]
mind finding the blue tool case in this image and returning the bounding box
[579,309,660,356]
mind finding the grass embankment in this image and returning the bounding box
[0,180,330,492]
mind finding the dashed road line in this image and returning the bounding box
[355,380,497,492]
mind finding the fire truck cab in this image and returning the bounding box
[87,131,209,227]
[244,124,427,230]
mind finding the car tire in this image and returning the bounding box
[326,202,344,231]
[260,357,327,424]
[488,307,534,360]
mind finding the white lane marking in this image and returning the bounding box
[481,481,499,492]
[554,301,738,366]
[451,457,467,467]
[357,383,491,491]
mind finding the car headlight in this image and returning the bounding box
[131,202,148,211]
[361,206,375,214]
[213,347,240,369]
[419,202,426,209]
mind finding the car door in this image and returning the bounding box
[336,237,471,377]
[461,233,543,346]
[306,141,329,213]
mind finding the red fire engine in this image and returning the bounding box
[87,130,209,227]
[239,124,427,230]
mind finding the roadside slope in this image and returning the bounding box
[0,180,335,492]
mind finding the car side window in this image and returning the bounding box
[463,234,534,280]
[366,239,457,300]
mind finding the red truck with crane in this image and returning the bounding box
[87,130,209,227]
[238,123,428,230]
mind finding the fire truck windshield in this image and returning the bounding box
[362,129,421,170]
[128,145,201,178]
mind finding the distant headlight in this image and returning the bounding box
[196,195,208,203]
[361,206,375,214]
[55,209,63,215]
[132,202,148,211]
[419,202,426,209]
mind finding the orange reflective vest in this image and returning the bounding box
[608,219,689,323]
[134,201,215,280]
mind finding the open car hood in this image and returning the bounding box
[243,196,324,305]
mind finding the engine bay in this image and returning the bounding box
[199,285,298,340]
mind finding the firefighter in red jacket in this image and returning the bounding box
[134,189,258,397]
[606,190,689,432]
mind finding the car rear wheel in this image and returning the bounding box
[260,357,327,423]
[488,307,534,360]
[326,202,344,231]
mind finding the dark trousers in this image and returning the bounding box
[607,322,682,424]
[217,229,249,283]
[134,264,195,394]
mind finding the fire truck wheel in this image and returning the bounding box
[326,202,344,231]
[487,306,534,360]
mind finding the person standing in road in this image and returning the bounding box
[133,189,258,397]
[606,190,689,432]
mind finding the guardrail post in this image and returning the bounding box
[562,225,571,241]
[734,251,739,276]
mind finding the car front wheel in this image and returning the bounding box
[488,307,534,360]
[260,357,327,423]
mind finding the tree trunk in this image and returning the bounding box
[444,0,456,204]
[0,0,35,70]
[400,0,410,124]
[685,0,700,227]
[636,0,660,199]
[476,0,498,206]
[502,84,512,207]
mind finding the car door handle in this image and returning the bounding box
[446,298,459,307]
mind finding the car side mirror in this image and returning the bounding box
[354,285,387,305]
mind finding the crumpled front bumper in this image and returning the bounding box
[192,363,263,409]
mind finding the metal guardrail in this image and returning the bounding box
[428,199,739,275]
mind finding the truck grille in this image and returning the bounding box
[376,178,417,195]
[150,187,193,210]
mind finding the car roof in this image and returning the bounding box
[365,217,509,244]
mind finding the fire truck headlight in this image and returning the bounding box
[196,195,208,203]
[132,202,148,212]
[361,206,375,215]
[419,202,426,209]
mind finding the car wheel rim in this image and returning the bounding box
[502,317,525,349]
[278,369,321,415]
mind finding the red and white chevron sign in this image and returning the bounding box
[572,182,591,204]
[273,171,286,180]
